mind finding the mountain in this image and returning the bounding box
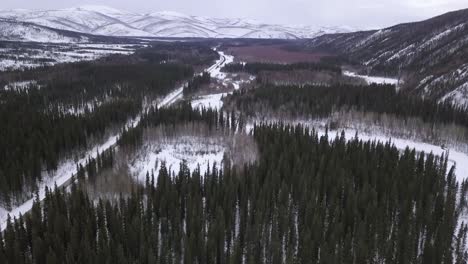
[0,5,352,39]
[305,8,468,107]
[0,18,90,43]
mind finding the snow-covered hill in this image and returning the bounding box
[306,8,468,107]
[0,19,88,43]
[0,5,352,39]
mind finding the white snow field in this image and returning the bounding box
[191,93,227,110]
[343,71,400,86]
[129,137,226,183]
[0,43,139,71]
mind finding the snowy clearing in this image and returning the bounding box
[3,80,38,91]
[343,71,399,86]
[129,137,225,183]
[0,43,138,71]
[191,93,228,110]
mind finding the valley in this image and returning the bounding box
[1,4,468,264]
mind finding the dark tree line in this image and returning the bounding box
[183,72,211,96]
[0,98,140,202]
[225,84,468,128]
[3,62,193,110]
[222,62,342,75]
[118,102,238,148]
[2,123,467,263]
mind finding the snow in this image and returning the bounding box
[343,71,399,86]
[419,64,468,106]
[129,49,242,186]
[387,44,415,62]
[191,93,227,110]
[0,6,352,39]
[0,43,138,72]
[3,81,38,91]
[320,129,468,183]
[246,121,468,183]
[0,19,87,43]
[206,51,234,79]
[129,137,225,182]
[0,130,121,231]
[439,82,468,107]
[158,87,184,107]
[190,50,251,110]
[421,23,466,49]
[71,5,132,15]
[0,47,227,229]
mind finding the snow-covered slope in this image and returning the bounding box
[0,5,351,39]
[306,8,468,107]
[0,19,88,43]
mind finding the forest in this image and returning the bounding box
[225,84,468,129]
[1,118,467,263]
[0,43,217,206]
[222,62,342,75]
[2,40,468,264]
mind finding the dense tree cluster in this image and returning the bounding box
[222,62,342,75]
[2,123,467,263]
[183,72,211,96]
[135,42,219,66]
[119,102,238,148]
[1,63,192,109]
[226,84,468,128]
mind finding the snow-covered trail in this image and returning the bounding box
[0,49,231,231]
[155,50,233,110]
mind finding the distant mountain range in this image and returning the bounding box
[0,5,353,40]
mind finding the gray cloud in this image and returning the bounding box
[2,0,467,29]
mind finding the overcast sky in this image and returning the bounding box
[2,0,467,29]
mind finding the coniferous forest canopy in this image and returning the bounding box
[0,42,217,203]
[2,121,468,263]
[1,39,468,264]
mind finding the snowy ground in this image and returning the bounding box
[191,50,253,110]
[131,49,257,182]
[0,43,139,71]
[4,48,458,234]
[0,129,121,230]
[3,80,39,91]
[0,48,227,230]
[246,120,468,183]
[323,129,468,182]
[343,71,400,87]
[191,93,227,110]
[132,49,241,180]
[129,137,225,183]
